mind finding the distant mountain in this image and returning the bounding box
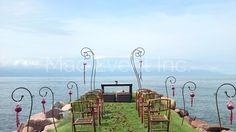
[0,66,225,77]
[0,57,231,76]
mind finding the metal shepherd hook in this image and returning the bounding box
[130,47,145,89]
[11,87,33,132]
[215,83,236,130]
[181,81,197,125]
[165,76,176,98]
[81,47,96,91]
[67,81,79,102]
[39,87,57,132]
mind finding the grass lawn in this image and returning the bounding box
[52,102,198,132]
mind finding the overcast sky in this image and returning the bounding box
[0,0,235,74]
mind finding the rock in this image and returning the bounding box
[177,108,189,117]
[61,104,71,111]
[30,112,46,120]
[54,101,65,109]
[191,119,208,128]
[221,130,234,132]
[196,126,207,132]
[22,126,34,132]
[47,117,58,123]
[45,108,63,119]
[175,108,180,113]
[196,124,209,132]
[184,116,191,124]
[28,112,57,131]
[206,125,230,132]
[28,118,54,131]
[43,123,57,132]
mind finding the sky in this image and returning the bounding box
[0,0,236,75]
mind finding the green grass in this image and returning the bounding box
[52,102,197,132]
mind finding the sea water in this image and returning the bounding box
[0,76,235,131]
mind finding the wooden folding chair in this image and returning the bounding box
[84,92,101,125]
[141,92,162,126]
[148,98,171,132]
[136,89,152,116]
[71,101,96,132]
[93,89,104,118]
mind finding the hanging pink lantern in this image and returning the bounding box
[227,99,234,125]
[190,91,195,107]
[171,84,175,96]
[41,98,46,114]
[15,104,22,128]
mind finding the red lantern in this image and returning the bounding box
[227,99,234,125]
[190,91,195,107]
[15,104,22,128]
[41,98,46,114]
[171,84,175,97]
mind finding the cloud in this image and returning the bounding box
[61,11,236,59]
[0,0,235,74]
[0,0,42,17]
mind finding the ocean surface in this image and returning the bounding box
[0,75,235,131]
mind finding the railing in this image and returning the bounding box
[130,47,145,89]
[165,76,176,98]
[81,47,96,91]
[215,83,236,129]
[67,81,79,102]
[181,81,197,125]
[39,86,57,132]
[11,87,33,132]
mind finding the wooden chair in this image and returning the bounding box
[93,89,104,118]
[148,98,171,132]
[84,92,101,125]
[141,92,162,126]
[71,101,96,132]
[136,89,152,116]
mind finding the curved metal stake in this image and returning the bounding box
[130,47,145,89]
[11,87,33,132]
[181,81,197,125]
[67,81,79,101]
[39,86,57,132]
[215,83,236,130]
[81,47,96,91]
[165,76,176,98]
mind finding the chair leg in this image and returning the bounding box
[71,124,73,132]
[72,124,76,132]
[93,112,96,132]
[167,122,170,132]
[99,109,101,125]
[150,121,152,132]
[93,121,96,132]
[148,112,151,132]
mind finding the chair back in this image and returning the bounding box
[142,92,157,102]
[149,98,171,119]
